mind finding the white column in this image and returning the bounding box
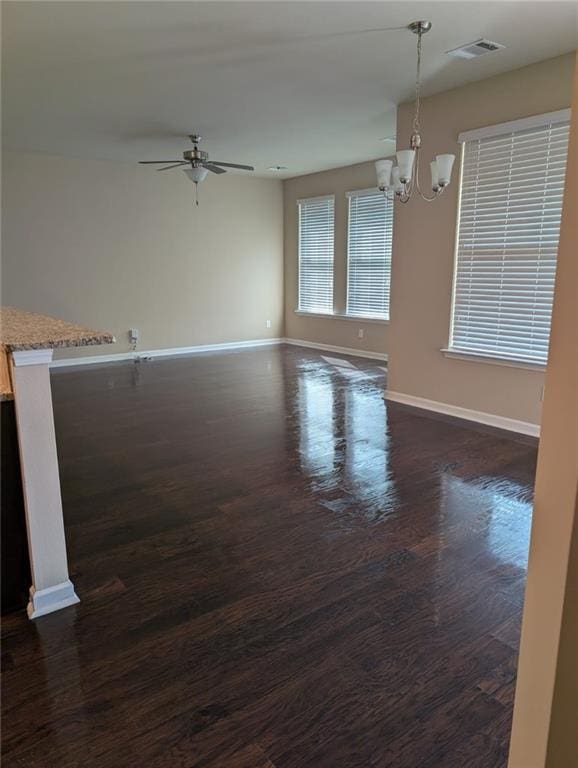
[9,348,79,619]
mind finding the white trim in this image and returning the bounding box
[294,310,389,325]
[285,338,388,362]
[384,390,539,438]
[11,349,54,367]
[11,353,76,620]
[296,193,335,205]
[50,338,284,368]
[458,108,571,143]
[48,338,388,369]
[343,314,389,325]
[294,310,337,321]
[447,141,466,349]
[50,351,136,368]
[441,348,546,372]
[27,580,80,619]
[345,186,380,198]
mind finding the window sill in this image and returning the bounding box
[441,348,546,372]
[294,310,389,326]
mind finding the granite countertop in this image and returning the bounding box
[0,307,115,353]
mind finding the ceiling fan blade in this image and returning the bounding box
[211,161,255,171]
[157,163,189,171]
[202,163,227,175]
[139,160,183,164]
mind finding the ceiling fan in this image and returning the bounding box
[139,135,255,204]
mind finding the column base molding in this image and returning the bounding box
[27,580,80,619]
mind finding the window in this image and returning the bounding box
[449,109,570,365]
[346,188,393,320]
[298,195,335,313]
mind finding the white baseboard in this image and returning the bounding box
[50,338,284,368]
[50,351,136,367]
[27,580,80,619]
[50,337,387,368]
[284,338,388,362]
[384,390,540,437]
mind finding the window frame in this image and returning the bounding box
[445,108,571,368]
[297,194,336,315]
[345,186,393,322]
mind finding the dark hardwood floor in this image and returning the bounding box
[1,344,537,767]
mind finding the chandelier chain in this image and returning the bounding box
[413,29,422,135]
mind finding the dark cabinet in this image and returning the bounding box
[1,400,31,614]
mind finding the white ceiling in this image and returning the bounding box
[2,1,576,178]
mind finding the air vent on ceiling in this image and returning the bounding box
[447,39,505,60]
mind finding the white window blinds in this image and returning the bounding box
[346,188,393,320]
[450,110,570,365]
[298,195,335,313]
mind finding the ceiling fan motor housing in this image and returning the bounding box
[183,148,208,162]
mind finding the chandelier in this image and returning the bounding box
[375,21,456,203]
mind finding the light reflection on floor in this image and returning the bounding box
[297,357,398,529]
[294,352,532,570]
[439,473,532,569]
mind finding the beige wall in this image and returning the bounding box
[387,53,576,426]
[508,55,578,768]
[1,151,284,359]
[283,161,390,357]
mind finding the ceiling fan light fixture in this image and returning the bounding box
[140,136,255,207]
[183,166,209,184]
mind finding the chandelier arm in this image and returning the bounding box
[402,176,414,199]
[414,148,439,202]
[414,146,425,194]
[419,188,443,202]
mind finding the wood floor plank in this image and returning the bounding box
[1,345,536,767]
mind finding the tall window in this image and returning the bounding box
[298,195,335,313]
[449,110,570,365]
[346,188,393,320]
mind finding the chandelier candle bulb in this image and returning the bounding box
[392,166,404,194]
[435,154,456,186]
[375,159,393,190]
[397,150,415,183]
[430,160,440,190]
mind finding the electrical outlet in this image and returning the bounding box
[358,328,364,339]
[266,320,272,328]
[129,328,139,343]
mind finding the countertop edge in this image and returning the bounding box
[3,334,116,352]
